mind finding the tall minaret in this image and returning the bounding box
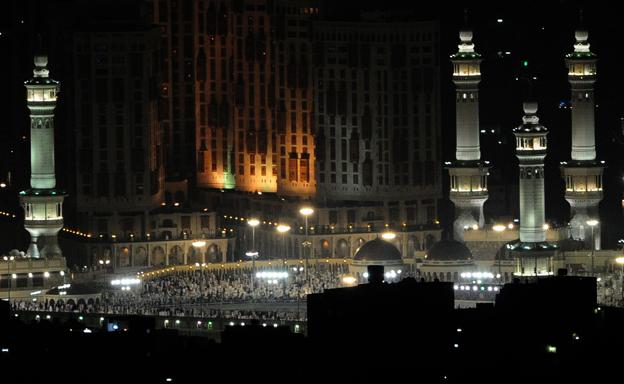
[561,28,603,250]
[447,29,489,241]
[19,54,65,258]
[510,102,555,276]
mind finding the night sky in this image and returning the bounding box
[0,0,622,251]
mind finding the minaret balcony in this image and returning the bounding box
[24,218,64,227]
[450,190,489,207]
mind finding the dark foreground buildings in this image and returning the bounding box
[2,269,623,383]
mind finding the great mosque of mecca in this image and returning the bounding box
[0,20,620,305]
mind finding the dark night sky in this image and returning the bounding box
[0,0,622,251]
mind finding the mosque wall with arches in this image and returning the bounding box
[89,238,234,269]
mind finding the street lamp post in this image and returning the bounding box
[299,207,314,279]
[492,224,506,278]
[192,240,206,317]
[247,219,260,291]
[99,259,110,283]
[277,224,291,262]
[3,256,15,319]
[586,220,599,277]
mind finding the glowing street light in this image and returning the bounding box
[299,207,314,217]
[192,240,206,248]
[277,224,291,233]
[381,231,396,240]
[492,224,506,232]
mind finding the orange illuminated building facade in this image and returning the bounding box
[196,0,317,197]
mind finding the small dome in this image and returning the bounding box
[426,240,472,261]
[353,238,402,262]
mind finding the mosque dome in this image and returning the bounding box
[353,238,402,262]
[426,240,472,261]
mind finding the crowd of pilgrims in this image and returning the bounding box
[596,271,624,307]
[11,263,362,321]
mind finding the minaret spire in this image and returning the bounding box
[561,24,603,250]
[19,53,66,258]
[510,102,555,276]
[447,27,489,241]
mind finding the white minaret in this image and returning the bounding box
[447,29,489,241]
[510,102,555,276]
[561,28,603,250]
[19,54,65,258]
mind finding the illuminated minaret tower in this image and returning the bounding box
[447,29,489,241]
[19,54,65,258]
[510,102,555,276]
[561,28,603,250]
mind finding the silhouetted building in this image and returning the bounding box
[73,24,165,237]
[313,17,442,226]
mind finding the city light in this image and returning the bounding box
[299,207,314,216]
[342,276,357,285]
[384,270,398,279]
[542,223,549,230]
[191,240,206,248]
[247,218,260,227]
[256,271,289,279]
[546,345,557,353]
[615,257,624,265]
[111,278,141,286]
[492,224,506,232]
[381,231,396,240]
[276,224,291,233]
[471,224,478,230]
[586,219,599,227]
[460,272,495,279]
